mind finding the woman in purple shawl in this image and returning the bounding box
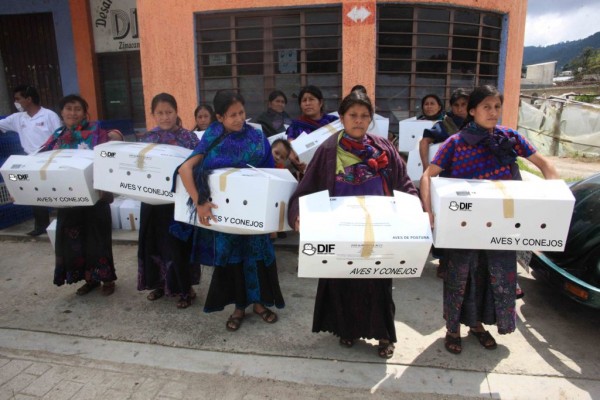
[137,93,200,309]
[178,90,284,332]
[288,91,417,359]
[420,85,558,354]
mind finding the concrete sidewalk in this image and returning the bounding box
[0,221,599,399]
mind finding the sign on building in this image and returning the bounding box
[91,0,139,53]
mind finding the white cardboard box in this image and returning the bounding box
[329,111,389,138]
[174,167,298,235]
[430,177,575,251]
[372,114,390,138]
[0,149,99,207]
[194,130,205,141]
[120,198,141,231]
[93,142,192,205]
[291,120,343,165]
[268,132,287,145]
[110,196,126,229]
[47,219,57,250]
[398,117,435,152]
[298,190,432,279]
[246,120,264,133]
[407,143,441,182]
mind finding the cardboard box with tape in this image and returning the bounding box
[406,143,441,182]
[398,117,435,152]
[298,190,432,279]
[430,177,575,251]
[119,198,141,231]
[93,142,192,205]
[0,149,99,207]
[174,167,298,235]
[47,219,57,250]
[291,120,343,165]
[110,196,126,229]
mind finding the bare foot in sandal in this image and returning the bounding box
[444,332,462,354]
[76,281,99,296]
[147,288,164,301]
[378,340,395,359]
[226,309,245,331]
[253,304,278,324]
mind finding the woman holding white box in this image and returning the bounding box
[288,91,418,359]
[286,86,338,174]
[285,85,338,141]
[137,93,200,309]
[178,90,284,331]
[40,94,123,296]
[420,85,558,354]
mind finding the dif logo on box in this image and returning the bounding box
[8,174,29,181]
[302,243,335,256]
[449,201,472,211]
[100,151,116,158]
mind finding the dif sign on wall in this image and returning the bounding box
[91,0,140,52]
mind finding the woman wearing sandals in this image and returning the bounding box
[178,90,285,331]
[420,85,558,354]
[137,93,200,308]
[40,94,123,296]
[288,91,417,359]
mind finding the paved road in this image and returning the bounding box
[0,233,598,399]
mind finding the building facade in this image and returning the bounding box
[0,0,527,133]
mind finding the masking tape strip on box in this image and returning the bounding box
[219,168,240,192]
[278,201,286,232]
[493,181,514,218]
[357,197,375,257]
[39,150,62,181]
[325,123,339,135]
[137,143,158,169]
[128,213,136,230]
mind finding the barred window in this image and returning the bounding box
[376,5,503,134]
[196,7,342,119]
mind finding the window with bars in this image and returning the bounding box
[196,7,342,120]
[376,5,503,133]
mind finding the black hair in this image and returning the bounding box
[449,88,469,106]
[271,138,292,154]
[298,85,324,113]
[58,94,88,114]
[268,90,287,104]
[464,85,504,124]
[151,93,177,114]
[338,91,374,119]
[194,104,216,121]
[420,94,443,112]
[350,85,367,95]
[13,85,40,105]
[213,90,245,116]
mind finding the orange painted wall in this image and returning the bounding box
[69,0,100,120]
[137,0,526,129]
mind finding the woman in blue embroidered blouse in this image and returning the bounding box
[41,94,123,296]
[178,90,284,331]
[137,93,200,309]
[420,86,558,354]
[419,88,469,172]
